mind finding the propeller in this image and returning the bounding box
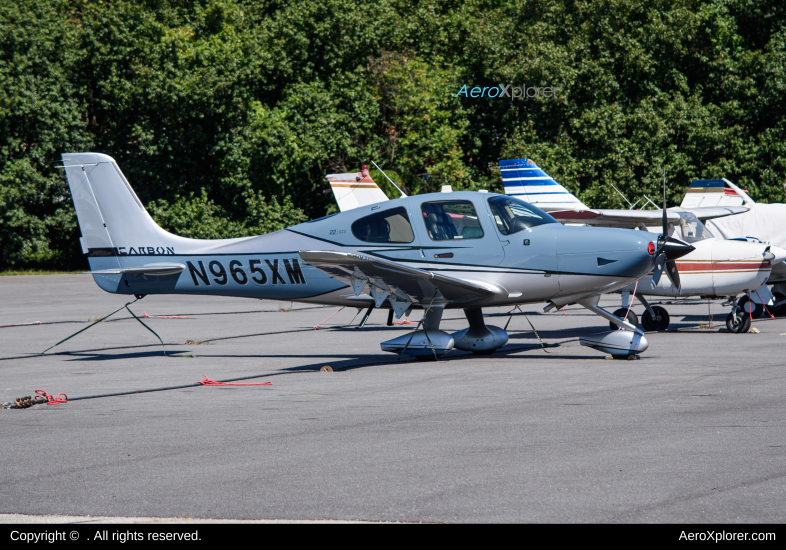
[651,168,694,290]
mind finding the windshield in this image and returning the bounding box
[487,195,559,235]
[669,211,714,243]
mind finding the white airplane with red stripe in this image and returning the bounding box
[499,159,786,333]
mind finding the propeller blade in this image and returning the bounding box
[665,259,681,290]
[651,252,667,287]
[662,168,668,237]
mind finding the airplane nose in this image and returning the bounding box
[766,246,786,264]
[661,237,695,261]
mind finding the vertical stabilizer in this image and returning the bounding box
[680,179,753,208]
[499,158,587,211]
[326,165,389,211]
[61,153,240,263]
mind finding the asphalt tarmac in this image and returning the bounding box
[1,275,784,523]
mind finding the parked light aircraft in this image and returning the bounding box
[680,178,786,317]
[61,153,694,359]
[499,159,786,333]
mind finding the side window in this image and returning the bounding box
[351,207,415,243]
[421,200,484,241]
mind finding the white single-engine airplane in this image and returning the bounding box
[680,178,786,317]
[61,152,695,359]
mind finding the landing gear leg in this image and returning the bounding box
[725,296,751,333]
[387,309,394,326]
[609,308,638,330]
[379,296,454,359]
[638,295,670,331]
[355,306,374,329]
[451,307,509,355]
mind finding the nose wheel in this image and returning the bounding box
[641,305,670,331]
[609,308,638,330]
[726,311,752,333]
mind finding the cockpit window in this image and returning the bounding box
[351,207,414,243]
[487,195,558,235]
[421,200,484,241]
[669,211,714,244]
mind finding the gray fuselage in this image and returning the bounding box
[88,191,657,310]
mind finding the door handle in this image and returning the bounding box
[434,253,454,259]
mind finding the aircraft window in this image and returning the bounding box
[487,195,558,235]
[420,201,484,241]
[351,207,414,243]
[670,211,714,244]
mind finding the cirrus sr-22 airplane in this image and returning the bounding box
[61,152,694,359]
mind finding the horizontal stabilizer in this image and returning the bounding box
[84,263,186,276]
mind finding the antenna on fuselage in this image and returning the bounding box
[642,195,659,209]
[609,182,634,208]
[370,160,407,198]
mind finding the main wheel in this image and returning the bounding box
[726,311,752,333]
[771,292,786,317]
[738,296,763,319]
[609,308,638,330]
[641,306,670,331]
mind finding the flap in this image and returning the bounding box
[298,251,502,305]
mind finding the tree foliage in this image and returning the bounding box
[1,0,785,269]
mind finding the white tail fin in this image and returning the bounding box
[680,178,754,208]
[61,152,237,261]
[499,158,588,211]
[326,165,389,211]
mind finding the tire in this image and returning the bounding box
[771,292,786,317]
[641,306,670,331]
[738,296,763,319]
[609,308,638,330]
[726,311,752,333]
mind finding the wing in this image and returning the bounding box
[677,206,749,222]
[299,250,503,310]
[548,208,681,229]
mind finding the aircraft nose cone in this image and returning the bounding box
[661,237,695,261]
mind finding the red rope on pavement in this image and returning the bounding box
[619,281,638,329]
[197,374,273,386]
[34,389,68,405]
[314,307,344,329]
[142,312,188,319]
[754,290,775,319]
